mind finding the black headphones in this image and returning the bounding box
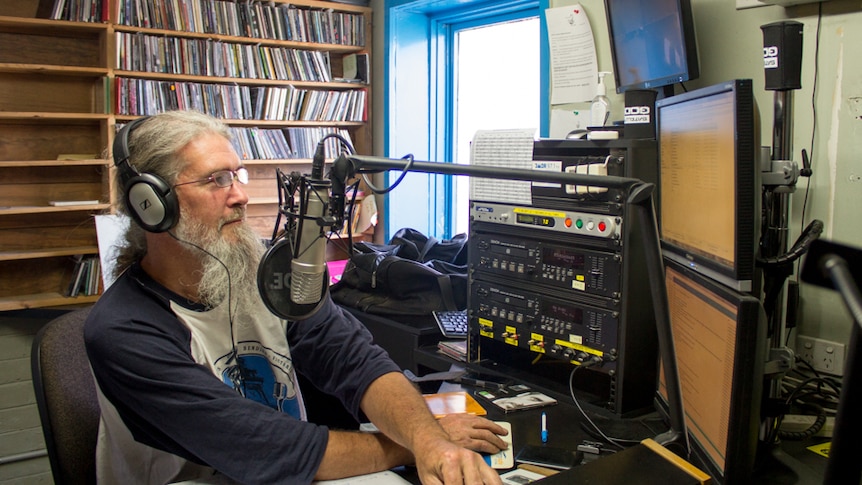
[113,117,179,233]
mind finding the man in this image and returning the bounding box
[85,110,508,484]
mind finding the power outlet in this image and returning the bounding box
[797,336,846,375]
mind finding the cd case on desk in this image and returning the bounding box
[423,391,488,418]
[490,391,557,413]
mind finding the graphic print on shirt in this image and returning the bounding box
[219,340,302,419]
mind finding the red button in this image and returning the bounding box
[598,221,607,232]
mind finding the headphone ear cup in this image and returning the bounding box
[112,117,176,232]
[124,173,179,233]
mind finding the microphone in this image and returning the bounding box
[257,143,331,320]
[289,176,329,307]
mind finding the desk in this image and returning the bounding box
[394,383,659,484]
[392,383,830,485]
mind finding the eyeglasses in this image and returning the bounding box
[173,167,249,188]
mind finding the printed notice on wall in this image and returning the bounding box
[545,4,598,105]
[469,129,537,205]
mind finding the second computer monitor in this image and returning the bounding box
[658,258,766,484]
[656,79,759,292]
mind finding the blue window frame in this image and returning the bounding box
[383,0,549,241]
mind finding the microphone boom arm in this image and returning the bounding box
[336,154,640,189]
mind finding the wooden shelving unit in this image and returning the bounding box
[0,0,373,311]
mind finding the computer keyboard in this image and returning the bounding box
[433,310,468,339]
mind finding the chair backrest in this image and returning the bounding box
[31,306,99,485]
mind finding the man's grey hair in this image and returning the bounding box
[112,111,232,275]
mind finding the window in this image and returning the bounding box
[384,0,547,240]
[453,18,541,234]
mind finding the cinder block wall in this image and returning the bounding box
[0,309,69,485]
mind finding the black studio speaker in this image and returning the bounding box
[761,21,803,91]
[623,89,657,139]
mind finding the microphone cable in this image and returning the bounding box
[167,230,243,395]
[270,168,291,244]
[360,153,415,195]
[314,132,362,256]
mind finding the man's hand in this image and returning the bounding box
[412,434,503,485]
[359,373,506,484]
[437,414,509,455]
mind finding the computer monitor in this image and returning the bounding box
[656,79,759,292]
[603,0,700,96]
[657,259,766,484]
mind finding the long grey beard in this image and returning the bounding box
[175,215,265,312]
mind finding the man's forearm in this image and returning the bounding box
[359,372,450,453]
[315,372,439,480]
[315,429,412,481]
[357,372,505,485]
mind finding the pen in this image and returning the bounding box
[541,411,548,443]
[458,376,506,391]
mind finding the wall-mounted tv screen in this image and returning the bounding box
[604,0,700,95]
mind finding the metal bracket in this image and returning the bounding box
[764,346,795,378]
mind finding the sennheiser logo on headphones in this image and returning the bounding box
[139,199,152,211]
[624,106,650,125]
[763,46,779,69]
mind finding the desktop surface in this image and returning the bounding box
[393,385,661,484]
[391,384,830,485]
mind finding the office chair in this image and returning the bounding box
[31,306,99,485]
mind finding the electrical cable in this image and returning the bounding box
[788,363,842,405]
[799,2,822,232]
[270,168,289,244]
[790,3,823,342]
[771,360,843,444]
[757,219,824,267]
[759,219,824,328]
[567,359,638,450]
[316,133,355,163]
[313,132,359,252]
[361,153,415,195]
[777,402,826,441]
[166,230,243,395]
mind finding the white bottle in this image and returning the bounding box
[590,72,612,127]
